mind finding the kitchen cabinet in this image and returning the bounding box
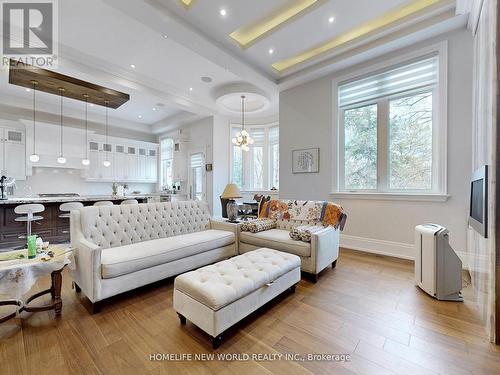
[0,127,26,180]
[84,137,158,183]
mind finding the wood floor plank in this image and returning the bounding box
[1,249,498,374]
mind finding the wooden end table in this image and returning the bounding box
[0,247,71,323]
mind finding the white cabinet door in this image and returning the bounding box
[87,151,100,179]
[0,132,4,175]
[138,156,147,181]
[98,151,113,180]
[146,156,157,182]
[2,128,26,180]
[113,152,127,181]
[126,154,139,181]
[4,142,26,180]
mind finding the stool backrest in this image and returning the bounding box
[120,199,138,205]
[14,203,45,215]
[59,202,84,212]
[94,201,114,207]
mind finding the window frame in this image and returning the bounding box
[159,137,174,189]
[229,122,279,192]
[332,42,449,201]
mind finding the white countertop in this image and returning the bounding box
[0,194,155,205]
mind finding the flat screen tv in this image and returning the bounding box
[469,165,488,238]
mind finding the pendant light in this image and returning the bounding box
[103,101,111,168]
[57,88,67,165]
[231,95,254,151]
[81,94,90,166]
[29,80,40,163]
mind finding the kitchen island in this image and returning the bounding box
[0,195,154,250]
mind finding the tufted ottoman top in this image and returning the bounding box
[174,248,300,311]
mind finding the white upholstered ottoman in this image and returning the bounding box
[173,248,301,348]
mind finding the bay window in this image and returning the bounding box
[230,123,279,191]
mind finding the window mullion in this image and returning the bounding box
[377,100,389,192]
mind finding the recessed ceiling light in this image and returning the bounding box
[130,64,136,68]
[138,115,142,119]
[201,76,213,83]
[90,103,94,107]
[152,107,157,111]
[162,34,168,39]
[268,48,274,55]
[25,88,31,92]
[219,8,227,17]
[189,87,193,91]
[328,16,335,23]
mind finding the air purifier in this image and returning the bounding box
[414,224,463,301]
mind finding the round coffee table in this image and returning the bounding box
[0,246,73,323]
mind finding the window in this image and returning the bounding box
[230,124,279,191]
[338,55,444,194]
[160,138,174,188]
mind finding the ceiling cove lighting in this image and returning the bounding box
[57,88,67,165]
[103,101,111,168]
[231,96,254,152]
[29,80,40,163]
[178,0,195,8]
[81,94,90,166]
[229,0,318,48]
[272,0,448,72]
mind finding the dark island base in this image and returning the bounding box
[0,198,148,250]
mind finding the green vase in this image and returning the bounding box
[27,235,37,259]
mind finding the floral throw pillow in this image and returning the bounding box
[241,219,276,233]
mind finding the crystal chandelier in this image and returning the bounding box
[231,95,254,151]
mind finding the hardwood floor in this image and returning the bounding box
[1,249,499,375]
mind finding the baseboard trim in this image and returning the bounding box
[340,234,414,260]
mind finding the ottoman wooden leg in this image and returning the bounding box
[332,260,338,269]
[211,334,223,349]
[177,313,186,325]
[73,282,81,293]
[290,284,297,293]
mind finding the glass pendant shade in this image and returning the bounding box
[30,80,39,163]
[57,88,66,165]
[29,154,40,163]
[231,96,253,151]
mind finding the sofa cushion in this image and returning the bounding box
[174,248,301,311]
[101,230,235,279]
[239,229,311,257]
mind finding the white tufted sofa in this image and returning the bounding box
[239,218,341,282]
[70,201,237,312]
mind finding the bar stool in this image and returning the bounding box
[59,202,84,234]
[120,199,138,205]
[93,201,113,207]
[14,203,45,240]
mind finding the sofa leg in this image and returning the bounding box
[177,313,186,325]
[332,260,338,269]
[312,274,319,283]
[211,334,223,349]
[91,301,102,315]
[290,284,297,293]
[73,282,81,293]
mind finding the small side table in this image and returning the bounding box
[0,247,72,323]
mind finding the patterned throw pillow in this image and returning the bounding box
[289,225,325,242]
[241,218,276,233]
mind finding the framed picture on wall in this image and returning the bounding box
[292,148,319,173]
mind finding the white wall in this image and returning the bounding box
[279,29,473,259]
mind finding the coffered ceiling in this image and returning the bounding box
[0,0,470,134]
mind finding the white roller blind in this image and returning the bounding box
[251,128,265,145]
[339,56,438,107]
[269,126,279,144]
[190,153,203,168]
